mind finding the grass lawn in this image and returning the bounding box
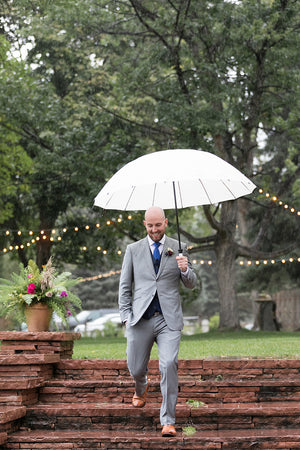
[73,330,300,360]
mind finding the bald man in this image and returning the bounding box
[119,206,197,436]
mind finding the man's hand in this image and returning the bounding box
[176,255,188,272]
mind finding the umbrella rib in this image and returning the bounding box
[152,183,157,206]
[124,186,136,210]
[176,181,183,208]
[221,180,237,199]
[198,179,213,204]
[241,180,252,190]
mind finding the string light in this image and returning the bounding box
[0,191,298,267]
[0,215,130,237]
[80,269,121,283]
[258,188,300,216]
[1,189,297,239]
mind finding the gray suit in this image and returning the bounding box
[119,235,197,425]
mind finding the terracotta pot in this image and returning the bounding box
[25,302,53,332]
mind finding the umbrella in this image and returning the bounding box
[94,149,256,252]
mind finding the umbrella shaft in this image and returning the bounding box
[172,182,182,254]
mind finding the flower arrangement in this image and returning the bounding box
[165,248,174,256]
[0,257,82,326]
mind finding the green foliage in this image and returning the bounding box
[182,426,197,436]
[209,314,220,331]
[102,320,123,338]
[186,399,206,408]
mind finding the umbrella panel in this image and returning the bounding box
[95,178,254,211]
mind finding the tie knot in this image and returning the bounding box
[154,242,160,249]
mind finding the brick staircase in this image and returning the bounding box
[1,333,300,449]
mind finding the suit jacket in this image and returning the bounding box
[118,235,197,331]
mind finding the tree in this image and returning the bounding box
[89,0,299,328]
[0,0,148,268]
[0,0,299,329]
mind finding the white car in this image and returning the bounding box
[74,313,121,337]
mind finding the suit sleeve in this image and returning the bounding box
[118,246,134,323]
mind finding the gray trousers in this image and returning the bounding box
[126,314,181,425]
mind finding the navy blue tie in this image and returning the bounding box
[153,242,161,261]
[153,242,161,274]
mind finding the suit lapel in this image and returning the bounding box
[157,236,171,275]
[141,237,156,274]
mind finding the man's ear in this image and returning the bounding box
[165,218,168,226]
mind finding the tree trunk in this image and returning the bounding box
[216,239,240,329]
[36,216,55,269]
[36,236,52,269]
[215,201,240,330]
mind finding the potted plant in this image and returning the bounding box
[0,257,82,331]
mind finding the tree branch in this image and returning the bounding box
[236,242,298,259]
[0,121,54,151]
[203,205,222,232]
[91,99,172,136]
[188,244,215,254]
[178,226,216,245]
[129,0,171,50]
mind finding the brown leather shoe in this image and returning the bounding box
[132,383,149,408]
[161,424,176,437]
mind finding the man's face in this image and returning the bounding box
[143,208,168,242]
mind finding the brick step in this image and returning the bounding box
[6,428,300,449]
[39,378,300,405]
[22,401,300,431]
[0,432,7,446]
[0,406,26,434]
[0,377,43,407]
[0,354,58,382]
[55,358,300,382]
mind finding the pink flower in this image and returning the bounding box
[67,309,72,316]
[28,274,33,279]
[60,291,68,297]
[27,283,36,294]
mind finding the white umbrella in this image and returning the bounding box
[94,149,256,251]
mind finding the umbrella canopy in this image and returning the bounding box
[94,149,256,253]
[94,149,256,211]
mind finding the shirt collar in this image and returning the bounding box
[147,234,166,248]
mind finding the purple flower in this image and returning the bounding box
[67,309,72,316]
[60,291,68,297]
[27,283,36,294]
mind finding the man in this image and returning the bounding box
[119,206,197,437]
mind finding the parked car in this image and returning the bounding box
[74,312,121,337]
[68,308,119,330]
[50,308,119,331]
